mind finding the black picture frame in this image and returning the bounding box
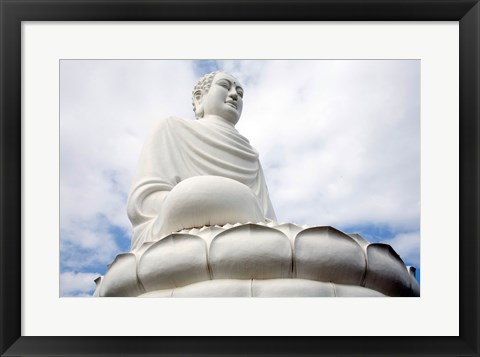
[1,0,479,356]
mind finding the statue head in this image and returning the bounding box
[192,71,244,125]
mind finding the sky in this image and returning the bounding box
[59,60,420,297]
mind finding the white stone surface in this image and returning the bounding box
[364,244,414,296]
[153,176,266,238]
[95,222,420,297]
[295,227,366,286]
[209,224,292,280]
[137,234,210,292]
[136,279,387,298]
[99,253,144,297]
[172,280,252,298]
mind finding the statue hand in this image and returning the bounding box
[152,175,265,237]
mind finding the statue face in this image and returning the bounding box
[201,73,244,124]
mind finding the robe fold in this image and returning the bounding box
[127,116,276,250]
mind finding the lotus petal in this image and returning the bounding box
[195,226,226,251]
[100,253,144,297]
[173,279,252,297]
[132,241,155,258]
[273,223,304,244]
[364,244,415,296]
[93,276,102,297]
[209,224,292,280]
[334,284,385,297]
[137,233,210,292]
[294,226,366,285]
[406,266,416,279]
[348,233,370,249]
[407,266,420,296]
[139,289,174,297]
[252,278,335,297]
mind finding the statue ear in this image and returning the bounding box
[193,90,204,118]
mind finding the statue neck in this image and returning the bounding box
[200,115,238,128]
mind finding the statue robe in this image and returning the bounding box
[127,116,277,250]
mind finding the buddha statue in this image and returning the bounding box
[93,71,420,298]
[126,71,276,251]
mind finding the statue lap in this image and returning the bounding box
[153,175,266,237]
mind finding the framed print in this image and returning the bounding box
[1,0,479,356]
[56,58,423,301]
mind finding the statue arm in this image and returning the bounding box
[127,181,172,250]
[127,118,181,249]
[127,188,169,225]
[257,162,277,222]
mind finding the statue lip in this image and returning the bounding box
[225,100,237,109]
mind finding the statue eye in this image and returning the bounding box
[237,88,244,98]
[217,80,230,89]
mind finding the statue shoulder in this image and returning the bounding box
[149,116,195,135]
[153,116,194,130]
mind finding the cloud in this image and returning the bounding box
[384,231,420,267]
[60,271,102,297]
[229,60,420,231]
[60,219,123,271]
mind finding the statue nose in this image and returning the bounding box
[228,86,238,99]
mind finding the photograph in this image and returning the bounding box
[60,59,420,297]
